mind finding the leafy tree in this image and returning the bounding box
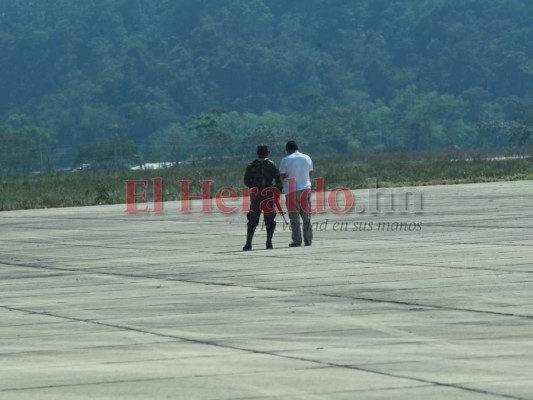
[390,87,472,150]
[74,135,140,169]
[0,125,52,175]
[147,123,191,163]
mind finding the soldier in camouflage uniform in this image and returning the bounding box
[243,145,283,251]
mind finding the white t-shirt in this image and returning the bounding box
[280,151,313,194]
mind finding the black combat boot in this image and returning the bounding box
[265,221,276,250]
[243,224,256,251]
[242,235,253,251]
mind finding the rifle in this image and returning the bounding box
[274,193,288,225]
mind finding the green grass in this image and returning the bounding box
[1,149,532,211]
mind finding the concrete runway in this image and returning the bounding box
[1,181,532,399]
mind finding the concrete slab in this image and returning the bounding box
[0,180,532,399]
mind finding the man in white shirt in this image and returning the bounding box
[280,140,313,247]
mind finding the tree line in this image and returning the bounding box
[0,0,531,173]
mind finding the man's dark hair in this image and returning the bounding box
[286,140,298,152]
[257,144,269,158]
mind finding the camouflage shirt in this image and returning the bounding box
[244,158,283,193]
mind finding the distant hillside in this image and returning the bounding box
[0,0,531,171]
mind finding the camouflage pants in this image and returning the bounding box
[247,196,277,236]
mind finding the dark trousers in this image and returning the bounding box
[247,196,276,236]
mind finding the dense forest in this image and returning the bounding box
[0,0,531,174]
